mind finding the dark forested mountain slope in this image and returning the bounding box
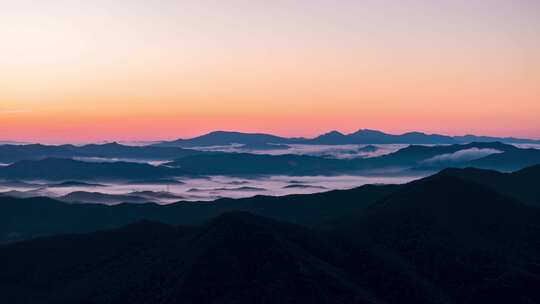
[438,165,540,206]
[327,174,540,303]
[1,167,540,303]
[0,213,384,304]
[2,179,540,304]
[0,184,397,243]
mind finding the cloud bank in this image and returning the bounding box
[422,148,503,165]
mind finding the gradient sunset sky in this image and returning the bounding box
[1,0,539,143]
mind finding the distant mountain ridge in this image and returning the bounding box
[156,129,540,146]
[0,142,202,163]
[1,142,539,180]
[0,158,178,181]
[2,131,538,164]
[165,141,540,174]
[155,131,303,147]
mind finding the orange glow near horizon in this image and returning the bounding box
[1,1,539,143]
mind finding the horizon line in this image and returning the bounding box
[2,128,540,145]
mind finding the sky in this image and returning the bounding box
[1,0,539,143]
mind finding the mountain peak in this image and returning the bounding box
[101,142,123,147]
[318,130,345,137]
[402,131,426,136]
[326,130,344,135]
[353,129,387,135]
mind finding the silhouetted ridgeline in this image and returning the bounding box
[0,142,202,163]
[0,166,539,303]
[0,158,177,180]
[0,184,397,243]
[155,129,540,147]
[1,142,537,180]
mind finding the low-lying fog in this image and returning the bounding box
[183,143,407,159]
[2,142,538,205]
[0,174,422,205]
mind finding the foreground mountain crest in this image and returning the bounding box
[1,166,539,303]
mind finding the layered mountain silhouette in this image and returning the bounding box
[0,158,178,180]
[3,165,538,244]
[466,147,540,171]
[378,141,515,169]
[60,191,153,205]
[1,166,539,303]
[2,131,538,165]
[165,142,539,175]
[59,190,184,205]
[0,142,202,163]
[0,142,538,180]
[154,131,301,147]
[0,183,397,243]
[156,129,540,147]
[164,152,352,175]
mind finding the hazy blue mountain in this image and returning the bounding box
[2,132,538,165]
[455,134,540,144]
[154,130,302,147]
[0,142,202,163]
[0,144,79,163]
[166,142,537,175]
[308,130,350,144]
[0,158,178,181]
[165,152,353,175]
[67,142,202,159]
[466,147,540,171]
[374,141,516,168]
[409,143,540,172]
[156,129,540,146]
[339,129,457,144]
[239,142,290,150]
[0,142,537,180]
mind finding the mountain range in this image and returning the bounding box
[1,142,539,181]
[1,165,539,303]
[1,165,539,243]
[0,142,201,163]
[155,129,540,147]
[0,158,178,181]
[2,130,538,165]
